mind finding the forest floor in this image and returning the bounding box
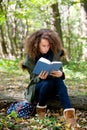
[0,70,87,130]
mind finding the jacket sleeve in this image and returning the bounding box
[21,55,35,74]
[21,55,41,80]
[61,72,65,80]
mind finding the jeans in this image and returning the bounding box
[35,77,71,109]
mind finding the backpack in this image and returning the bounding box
[7,100,36,118]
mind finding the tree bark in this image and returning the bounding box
[0,95,87,110]
[47,95,87,110]
[0,25,8,55]
[51,2,63,45]
[80,0,87,60]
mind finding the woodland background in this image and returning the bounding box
[0,0,87,61]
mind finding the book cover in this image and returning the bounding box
[33,57,62,75]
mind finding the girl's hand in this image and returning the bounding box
[50,70,63,78]
[39,71,48,79]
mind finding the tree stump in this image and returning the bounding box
[47,95,87,110]
[0,94,87,110]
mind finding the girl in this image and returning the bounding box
[21,29,80,130]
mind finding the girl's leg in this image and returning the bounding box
[55,78,71,109]
[55,78,80,129]
[35,78,54,106]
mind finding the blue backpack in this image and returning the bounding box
[7,100,35,118]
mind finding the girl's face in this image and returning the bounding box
[39,39,50,54]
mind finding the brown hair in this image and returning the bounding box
[24,29,63,59]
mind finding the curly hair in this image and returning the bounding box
[24,29,63,59]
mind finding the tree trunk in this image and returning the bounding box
[0,3,8,56]
[0,25,8,55]
[80,0,87,60]
[51,2,63,45]
[0,95,87,110]
[47,95,87,110]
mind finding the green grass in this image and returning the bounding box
[64,60,87,79]
[0,59,19,72]
[63,60,87,96]
[0,59,87,76]
[0,58,87,95]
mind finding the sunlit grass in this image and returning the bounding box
[0,59,87,95]
[0,59,87,76]
[0,59,23,75]
[63,61,87,95]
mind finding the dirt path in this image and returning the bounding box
[0,70,87,100]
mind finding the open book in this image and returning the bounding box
[33,57,62,75]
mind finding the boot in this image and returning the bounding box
[63,108,81,130]
[36,103,47,119]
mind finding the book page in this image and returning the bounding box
[39,57,51,64]
[51,61,62,64]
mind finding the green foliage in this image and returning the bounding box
[0,12,6,25]
[64,60,87,84]
[0,114,63,130]
[0,109,87,129]
[0,59,87,78]
[64,60,87,95]
[0,0,86,61]
[0,59,19,73]
[0,114,21,130]
[64,60,87,76]
[7,111,18,119]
